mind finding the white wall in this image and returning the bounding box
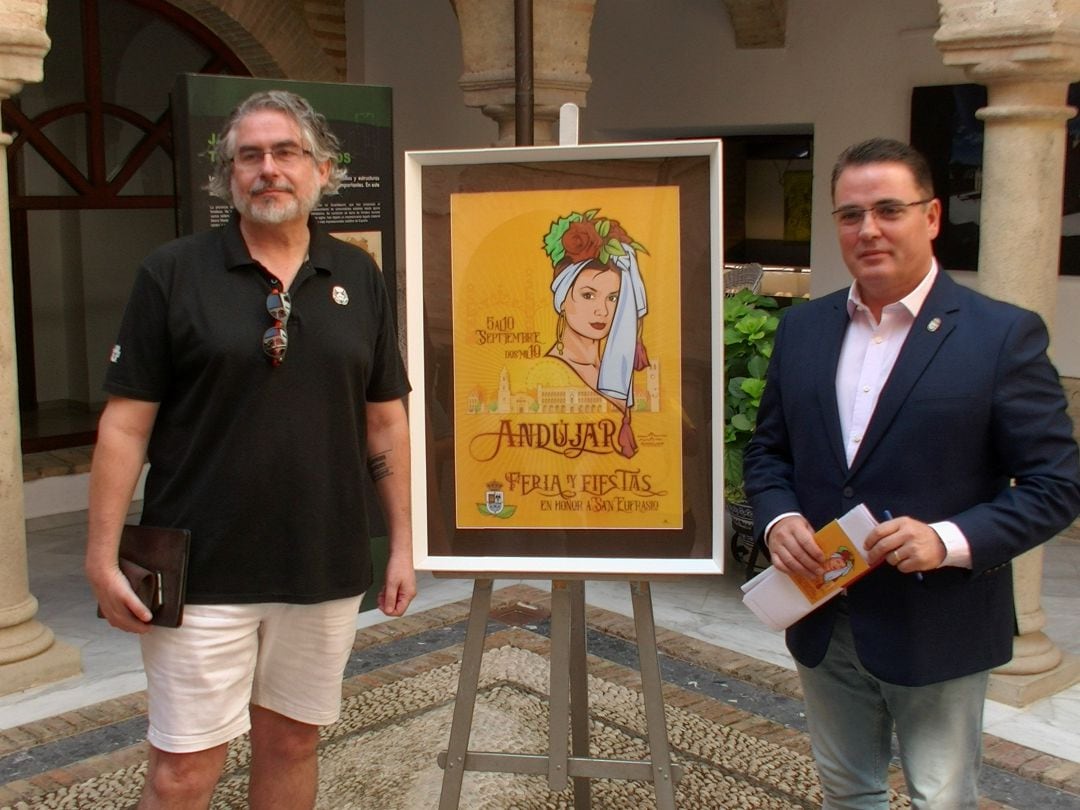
[349,1,493,152]
[348,0,494,329]
[355,0,1080,375]
[581,1,957,298]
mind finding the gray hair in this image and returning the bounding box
[205,89,348,201]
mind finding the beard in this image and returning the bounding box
[233,178,322,225]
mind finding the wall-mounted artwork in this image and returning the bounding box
[405,141,725,575]
[910,83,1080,275]
[782,170,812,242]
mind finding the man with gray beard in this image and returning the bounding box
[86,90,415,809]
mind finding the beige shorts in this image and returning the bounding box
[139,595,362,753]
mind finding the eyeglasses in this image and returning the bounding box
[262,287,291,366]
[831,198,934,228]
[232,144,313,170]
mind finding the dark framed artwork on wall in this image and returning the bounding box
[910,83,1080,275]
[783,170,812,242]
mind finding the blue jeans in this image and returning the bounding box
[796,609,988,810]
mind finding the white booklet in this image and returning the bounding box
[740,503,879,631]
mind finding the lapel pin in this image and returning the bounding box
[927,317,941,333]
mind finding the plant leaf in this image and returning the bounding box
[747,354,770,379]
[731,413,754,431]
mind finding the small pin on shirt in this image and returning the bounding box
[927,317,941,332]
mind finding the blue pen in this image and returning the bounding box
[884,510,923,581]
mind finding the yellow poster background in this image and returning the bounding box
[451,186,684,529]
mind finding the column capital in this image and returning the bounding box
[0,1,51,98]
[452,0,596,145]
[935,0,1080,83]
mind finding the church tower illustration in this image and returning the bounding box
[497,367,511,413]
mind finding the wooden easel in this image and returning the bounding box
[437,577,684,809]
[438,98,682,808]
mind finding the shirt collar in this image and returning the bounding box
[846,258,938,320]
[222,210,333,274]
[222,210,253,271]
[305,218,335,273]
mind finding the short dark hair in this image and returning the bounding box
[830,138,934,201]
[205,90,348,201]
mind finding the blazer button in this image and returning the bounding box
[842,486,855,498]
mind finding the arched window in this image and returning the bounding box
[4,0,249,451]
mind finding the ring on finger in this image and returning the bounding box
[890,550,901,564]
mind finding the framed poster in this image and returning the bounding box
[406,141,724,575]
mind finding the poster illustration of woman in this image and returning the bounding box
[449,185,683,531]
[545,210,649,459]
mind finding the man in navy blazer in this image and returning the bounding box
[744,138,1080,809]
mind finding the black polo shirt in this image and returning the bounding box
[104,213,411,604]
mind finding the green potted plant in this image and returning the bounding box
[723,288,782,560]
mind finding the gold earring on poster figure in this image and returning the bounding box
[555,309,566,354]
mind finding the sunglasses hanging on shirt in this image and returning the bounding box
[263,287,291,366]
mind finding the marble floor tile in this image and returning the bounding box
[983,684,1080,762]
[3,514,1078,766]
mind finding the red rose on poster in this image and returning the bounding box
[562,220,603,262]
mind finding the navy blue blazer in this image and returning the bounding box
[743,271,1080,686]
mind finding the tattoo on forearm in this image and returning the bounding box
[368,450,392,481]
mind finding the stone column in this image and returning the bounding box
[450,0,596,146]
[936,0,1080,706]
[0,1,80,697]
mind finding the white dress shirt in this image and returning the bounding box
[764,260,971,569]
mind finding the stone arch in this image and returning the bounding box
[166,0,341,80]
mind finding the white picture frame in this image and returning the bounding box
[405,140,725,576]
